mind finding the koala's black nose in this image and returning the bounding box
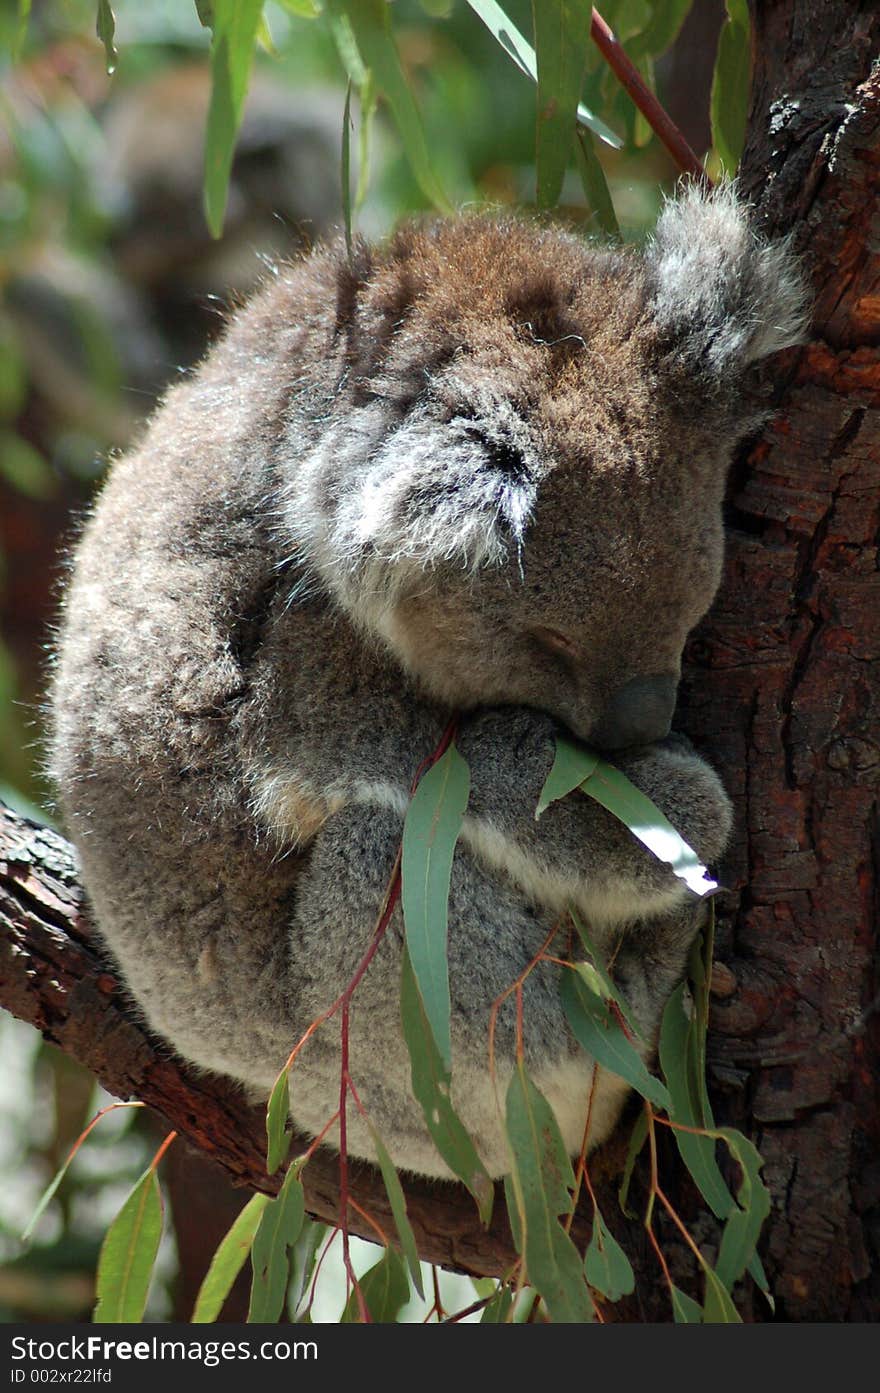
[591,674,678,751]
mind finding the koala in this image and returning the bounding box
[48,184,805,1179]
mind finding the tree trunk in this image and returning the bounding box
[668,0,880,1322]
[1,0,878,1322]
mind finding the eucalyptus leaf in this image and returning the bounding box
[570,907,641,1038]
[584,1209,635,1302]
[202,0,264,237]
[481,1285,514,1322]
[464,0,622,148]
[265,1066,291,1175]
[711,0,750,173]
[328,0,452,211]
[504,1062,594,1323]
[581,758,718,897]
[93,1169,163,1323]
[659,985,734,1221]
[341,1248,410,1323]
[671,1284,703,1323]
[95,0,117,75]
[532,1,593,209]
[535,736,599,820]
[618,1108,648,1218]
[573,129,621,241]
[400,948,494,1224]
[401,741,470,1071]
[247,1167,306,1323]
[192,1193,270,1322]
[703,1266,742,1323]
[367,1121,425,1297]
[561,968,671,1110]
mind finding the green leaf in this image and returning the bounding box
[617,1108,648,1218]
[93,1169,163,1323]
[327,0,452,212]
[671,1284,703,1323]
[265,1066,291,1174]
[710,0,750,173]
[504,1062,594,1323]
[535,736,599,819]
[400,948,494,1224]
[573,128,621,241]
[95,0,117,74]
[570,907,641,1038]
[584,1209,635,1302]
[561,967,671,1110]
[247,1167,306,1323]
[276,0,322,16]
[13,0,31,58]
[713,1127,771,1291]
[341,81,353,257]
[465,0,622,148]
[628,0,693,60]
[481,1284,514,1322]
[367,1121,425,1298]
[192,1193,270,1322]
[202,0,265,237]
[341,1248,410,1323]
[401,741,470,1072]
[581,756,718,897]
[659,985,734,1221]
[703,1266,742,1323]
[532,1,593,208]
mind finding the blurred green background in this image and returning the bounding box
[0,0,729,1322]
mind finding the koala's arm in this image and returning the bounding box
[244,609,730,932]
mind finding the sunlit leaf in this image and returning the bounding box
[711,0,750,173]
[95,0,117,75]
[504,1062,594,1323]
[266,1066,291,1175]
[561,968,671,1110]
[93,1169,163,1323]
[202,0,265,237]
[401,741,470,1071]
[465,0,622,148]
[328,0,451,211]
[367,1121,425,1298]
[584,1208,635,1302]
[581,757,718,897]
[247,1167,306,1323]
[341,1248,410,1323]
[532,1,592,209]
[276,0,322,18]
[192,1193,270,1322]
[400,948,494,1224]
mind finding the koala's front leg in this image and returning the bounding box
[454,708,732,932]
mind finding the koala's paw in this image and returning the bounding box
[615,738,733,869]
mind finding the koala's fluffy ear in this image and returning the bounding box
[286,400,538,617]
[645,181,809,379]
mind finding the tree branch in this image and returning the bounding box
[1,801,615,1281]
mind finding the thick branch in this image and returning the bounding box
[1,802,617,1282]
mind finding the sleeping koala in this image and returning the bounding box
[49,184,805,1178]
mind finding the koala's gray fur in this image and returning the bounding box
[49,184,806,1178]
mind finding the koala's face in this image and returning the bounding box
[374,363,725,750]
[292,217,737,750]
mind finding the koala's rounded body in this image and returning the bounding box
[49,187,805,1177]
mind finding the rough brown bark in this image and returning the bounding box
[1,0,878,1322]
[669,0,880,1322]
